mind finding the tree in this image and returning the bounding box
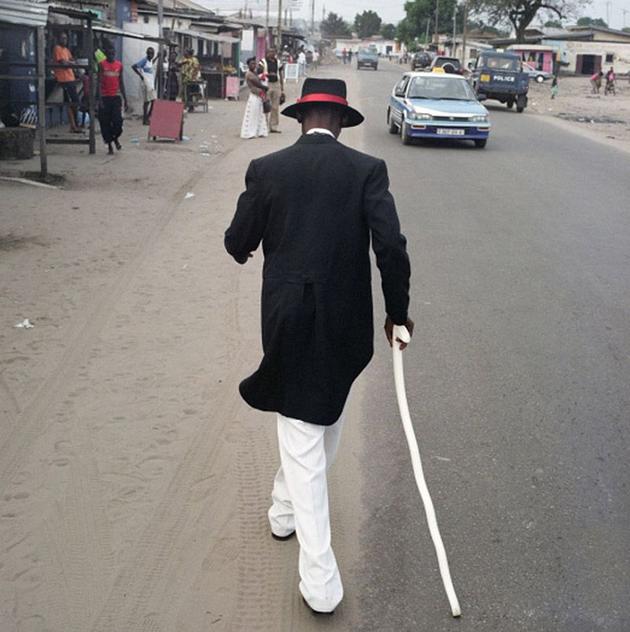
[576,16,608,27]
[381,22,397,39]
[544,18,563,26]
[401,0,464,44]
[321,12,351,38]
[354,10,382,38]
[469,0,586,43]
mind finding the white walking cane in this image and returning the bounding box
[392,325,461,618]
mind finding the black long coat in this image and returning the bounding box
[225,133,410,425]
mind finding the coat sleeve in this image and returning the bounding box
[224,160,267,264]
[364,159,411,325]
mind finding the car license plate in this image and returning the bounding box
[480,74,490,82]
[437,128,465,136]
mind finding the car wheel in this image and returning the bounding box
[474,139,487,148]
[516,94,527,112]
[536,75,544,83]
[387,109,398,134]
[507,99,514,109]
[401,120,412,145]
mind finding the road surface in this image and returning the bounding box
[0,61,628,632]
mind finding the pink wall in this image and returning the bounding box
[517,50,554,73]
[256,36,266,62]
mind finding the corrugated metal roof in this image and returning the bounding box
[0,0,48,27]
[174,28,239,43]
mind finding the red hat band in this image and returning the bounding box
[296,93,349,107]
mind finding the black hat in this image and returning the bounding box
[281,78,364,127]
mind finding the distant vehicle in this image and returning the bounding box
[431,56,463,74]
[522,62,553,83]
[387,71,491,148]
[472,51,530,112]
[411,51,433,71]
[357,48,378,70]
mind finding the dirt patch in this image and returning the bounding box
[527,76,630,148]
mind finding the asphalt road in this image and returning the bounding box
[337,62,630,631]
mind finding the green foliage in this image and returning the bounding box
[321,12,352,38]
[544,19,563,27]
[469,0,582,42]
[354,10,383,38]
[576,16,608,27]
[401,0,464,43]
[380,23,397,39]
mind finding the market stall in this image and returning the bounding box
[174,28,239,99]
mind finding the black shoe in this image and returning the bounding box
[271,530,295,541]
[107,143,114,155]
[302,596,335,616]
[114,139,122,151]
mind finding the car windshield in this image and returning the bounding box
[407,76,477,100]
[480,56,519,71]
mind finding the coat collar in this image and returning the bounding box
[295,133,338,146]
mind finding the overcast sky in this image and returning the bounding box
[198,0,629,31]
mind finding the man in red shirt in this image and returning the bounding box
[97,46,128,154]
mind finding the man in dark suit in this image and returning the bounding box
[225,78,413,614]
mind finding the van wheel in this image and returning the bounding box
[387,109,398,134]
[507,99,514,109]
[474,139,487,148]
[401,120,412,145]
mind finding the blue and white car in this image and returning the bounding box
[387,71,491,148]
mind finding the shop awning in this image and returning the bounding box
[174,28,239,44]
[93,23,170,43]
[0,0,48,27]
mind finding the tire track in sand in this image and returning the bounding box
[0,169,207,497]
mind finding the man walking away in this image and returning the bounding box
[132,47,157,124]
[297,47,307,77]
[225,78,413,615]
[98,46,127,155]
[262,48,285,133]
[52,33,81,133]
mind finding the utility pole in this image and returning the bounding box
[606,0,612,26]
[157,0,164,98]
[277,0,283,49]
[452,4,457,56]
[435,0,439,44]
[622,7,628,27]
[425,17,430,45]
[265,0,270,45]
[311,0,315,35]
[461,0,468,67]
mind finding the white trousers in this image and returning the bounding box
[268,412,345,612]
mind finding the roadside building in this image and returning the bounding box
[491,25,630,75]
[444,38,493,65]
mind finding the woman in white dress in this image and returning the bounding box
[240,57,269,139]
